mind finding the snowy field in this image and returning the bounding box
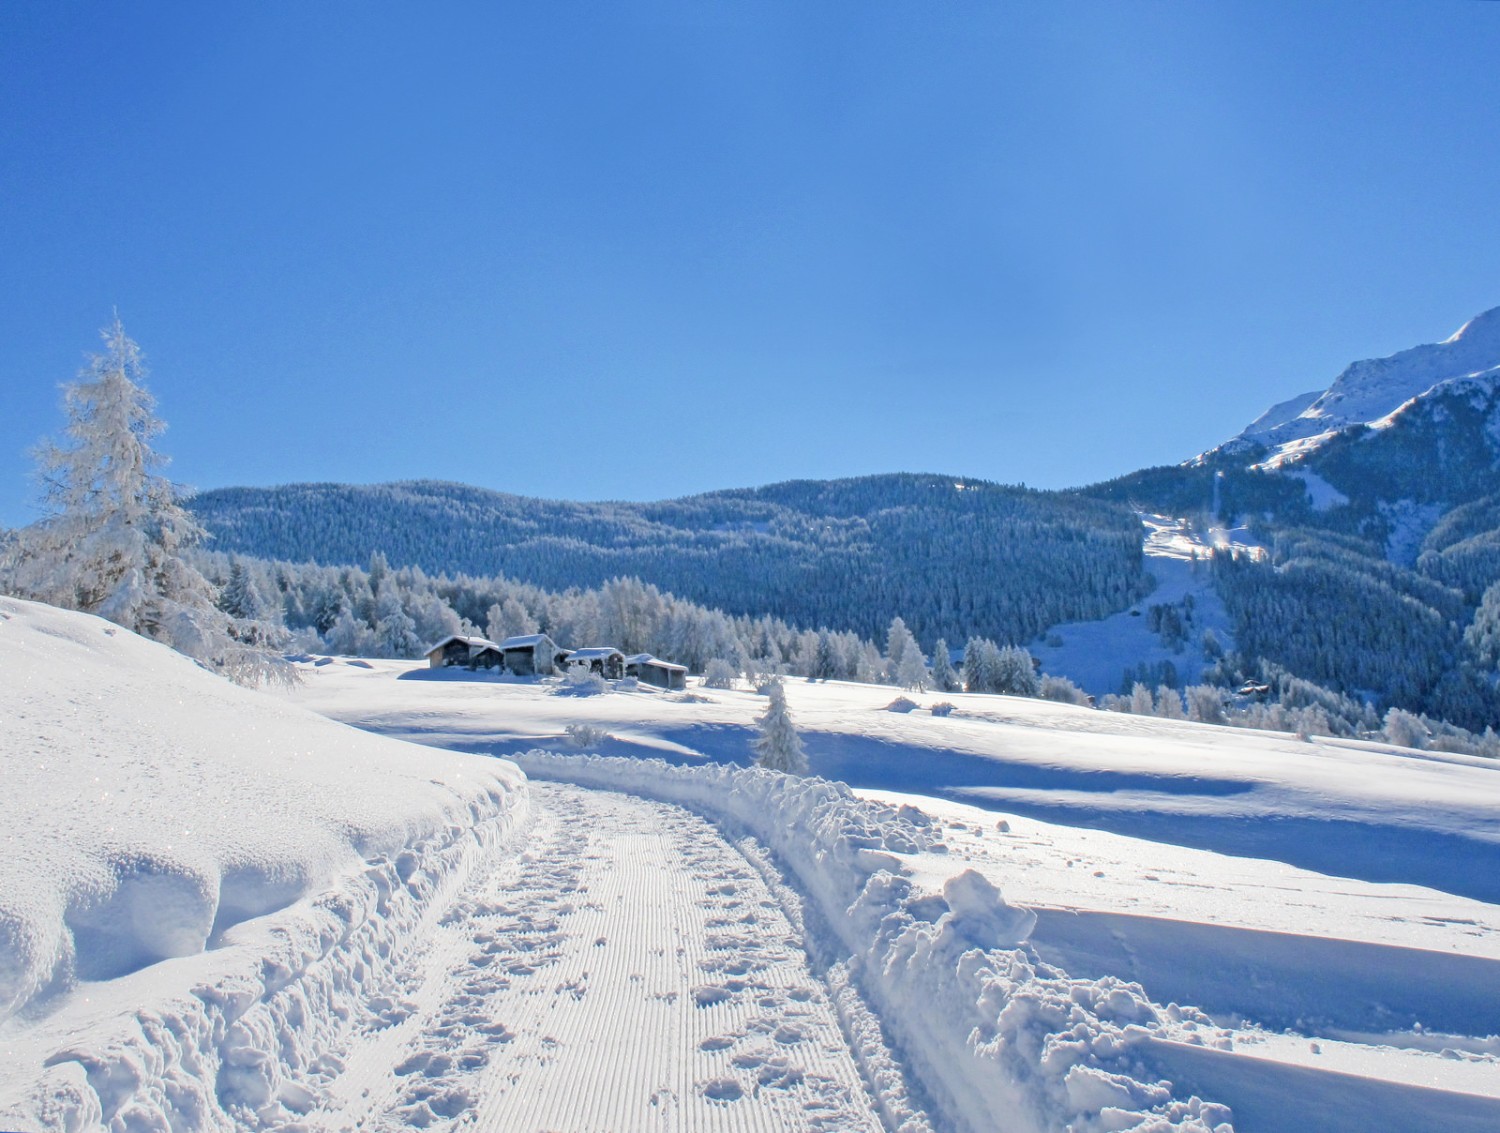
[5,597,1500,1132]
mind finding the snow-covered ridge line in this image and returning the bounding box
[512,752,1234,1133]
[1209,304,1500,466]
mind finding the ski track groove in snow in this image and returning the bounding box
[318,782,882,1133]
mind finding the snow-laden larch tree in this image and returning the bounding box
[0,316,292,685]
[752,678,809,775]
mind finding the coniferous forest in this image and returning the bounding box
[187,475,1152,650]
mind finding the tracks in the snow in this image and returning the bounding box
[315,783,885,1132]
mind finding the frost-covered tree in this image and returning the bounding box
[962,637,995,692]
[703,657,739,689]
[486,596,537,644]
[752,679,809,775]
[1039,673,1091,706]
[993,646,1040,697]
[1184,684,1227,725]
[1129,681,1155,715]
[1383,707,1429,750]
[895,642,929,691]
[0,318,289,685]
[929,638,960,693]
[373,590,422,658]
[885,616,918,684]
[812,631,840,681]
[218,557,266,620]
[325,606,376,656]
[1155,684,1186,719]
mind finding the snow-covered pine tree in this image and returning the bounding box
[930,638,960,693]
[219,556,266,619]
[895,641,929,691]
[1,317,290,685]
[885,616,918,683]
[374,589,422,658]
[812,630,840,680]
[993,645,1040,697]
[752,679,809,775]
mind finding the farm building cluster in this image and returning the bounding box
[424,632,688,691]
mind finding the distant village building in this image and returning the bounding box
[566,647,626,680]
[425,634,685,685]
[625,654,688,691]
[499,633,562,676]
[426,634,503,669]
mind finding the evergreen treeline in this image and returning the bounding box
[186,474,1151,648]
[1211,531,1500,732]
[198,549,893,679]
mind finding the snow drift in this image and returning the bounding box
[0,597,528,1130]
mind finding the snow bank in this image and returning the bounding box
[0,597,528,1130]
[513,752,1233,1133]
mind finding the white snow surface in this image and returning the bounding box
[0,598,528,1130]
[294,658,1500,1130]
[10,604,1500,1132]
[1216,304,1500,463]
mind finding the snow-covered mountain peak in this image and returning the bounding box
[1216,304,1500,463]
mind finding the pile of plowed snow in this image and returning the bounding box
[516,752,1234,1133]
[0,597,527,1129]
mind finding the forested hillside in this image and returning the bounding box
[1073,347,1500,733]
[188,474,1151,649]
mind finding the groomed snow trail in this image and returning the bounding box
[318,782,884,1132]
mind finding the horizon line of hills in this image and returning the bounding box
[189,304,1500,733]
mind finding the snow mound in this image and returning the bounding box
[514,752,1233,1133]
[0,597,528,1129]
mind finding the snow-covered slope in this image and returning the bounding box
[1029,514,1252,696]
[1216,305,1500,464]
[11,605,1500,1132]
[0,597,528,1130]
[294,660,1500,1132]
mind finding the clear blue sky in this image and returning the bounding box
[3,1,1499,527]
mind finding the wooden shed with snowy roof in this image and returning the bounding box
[426,634,503,670]
[499,633,562,676]
[566,647,626,680]
[625,654,688,691]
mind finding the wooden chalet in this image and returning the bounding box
[499,633,562,676]
[426,635,503,670]
[625,653,688,691]
[566,647,626,680]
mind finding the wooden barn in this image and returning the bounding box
[566,647,626,680]
[499,633,562,676]
[625,654,688,691]
[426,635,503,669]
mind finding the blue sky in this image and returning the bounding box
[3,1,1499,527]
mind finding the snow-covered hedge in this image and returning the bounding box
[513,752,1233,1133]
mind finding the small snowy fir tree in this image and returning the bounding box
[752,679,809,775]
[929,638,960,693]
[218,557,266,619]
[885,616,918,684]
[895,642,929,691]
[1,317,290,685]
[812,630,840,680]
